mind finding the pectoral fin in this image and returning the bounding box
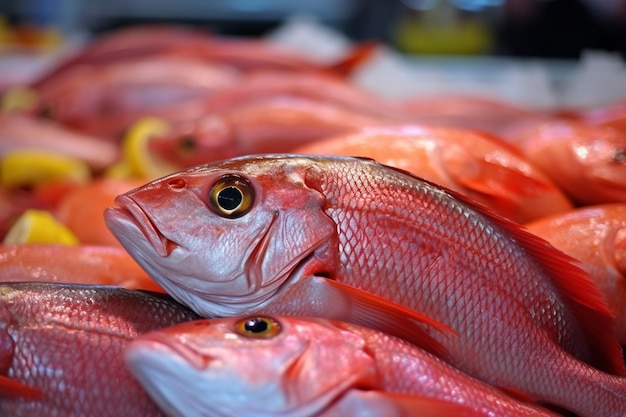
[270,276,454,360]
[323,390,475,417]
[0,375,43,399]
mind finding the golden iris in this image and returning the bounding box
[208,175,254,218]
[235,316,281,339]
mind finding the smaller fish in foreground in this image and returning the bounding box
[125,315,562,417]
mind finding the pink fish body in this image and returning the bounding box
[293,125,573,223]
[0,113,117,172]
[0,282,199,416]
[0,244,163,292]
[105,155,626,417]
[503,118,626,205]
[33,56,240,139]
[524,203,626,344]
[148,97,392,168]
[194,71,407,120]
[126,315,560,417]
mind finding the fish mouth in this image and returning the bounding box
[132,329,214,371]
[109,195,176,257]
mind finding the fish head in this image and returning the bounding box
[560,127,626,204]
[104,155,339,317]
[147,116,236,168]
[519,121,626,204]
[124,315,378,417]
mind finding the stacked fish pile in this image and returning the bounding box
[0,25,625,417]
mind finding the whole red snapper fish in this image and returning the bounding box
[105,154,626,417]
[0,282,199,417]
[524,203,626,345]
[32,56,240,139]
[125,315,560,417]
[293,125,573,223]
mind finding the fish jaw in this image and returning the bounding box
[106,196,174,257]
[105,159,338,317]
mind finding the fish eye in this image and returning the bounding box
[178,135,197,152]
[38,105,53,119]
[208,175,254,218]
[235,316,281,339]
[613,148,626,164]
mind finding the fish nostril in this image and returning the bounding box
[167,178,187,190]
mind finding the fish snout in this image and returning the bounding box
[105,195,174,257]
[129,322,217,371]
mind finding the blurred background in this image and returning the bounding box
[0,0,624,58]
[0,0,625,108]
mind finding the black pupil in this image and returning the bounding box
[244,318,268,333]
[218,186,243,211]
[179,135,196,151]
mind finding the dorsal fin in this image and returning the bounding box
[381,161,625,375]
[325,42,379,77]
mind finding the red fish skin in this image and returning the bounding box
[0,114,118,172]
[147,96,393,168]
[292,125,573,224]
[524,203,626,345]
[104,155,626,417]
[0,244,164,292]
[31,56,240,139]
[399,93,542,134]
[30,25,374,91]
[503,118,626,205]
[126,316,561,417]
[0,282,199,417]
[194,71,409,121]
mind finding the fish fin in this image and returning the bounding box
[0,375,44,399]
[496,386,539,405]
[325,390,475,417]
[325,42,379,77]
[315,277,454,360]
[442,145,552,200]
[447,187,626,375]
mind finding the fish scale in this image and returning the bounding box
[0,282,200,417]
[125,315,561,417]
[105,154,626,417]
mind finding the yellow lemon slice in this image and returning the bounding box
[106,116,177,181]
[0,150,91,188]
[1,86,39,113]
[3,209,79,245]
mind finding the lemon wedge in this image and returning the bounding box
[1,86,39,113]
[0,150,91,188]
[3,209,79,245]
[106,116,177,181]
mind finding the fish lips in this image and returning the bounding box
[105,195,176,257]
[126,330,214,373]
